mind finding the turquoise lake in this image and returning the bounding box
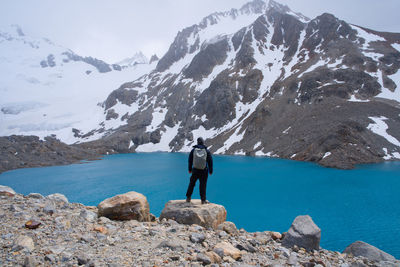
[1,153,399,258]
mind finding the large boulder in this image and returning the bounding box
[343,241,396,262]
[97,191,150,221]
[159,200,226,229]
[0,185,16,196]
[282,215,321,251]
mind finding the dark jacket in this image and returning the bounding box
[188,144,213,174]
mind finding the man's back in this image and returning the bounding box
[186,138,213,204]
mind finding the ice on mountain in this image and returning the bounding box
[8,121,74,132]
[1,102,48,115]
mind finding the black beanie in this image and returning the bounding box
[197,137,204,145]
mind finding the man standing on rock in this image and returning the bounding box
[186,137,213,204]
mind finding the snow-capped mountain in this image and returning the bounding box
[116,52,149,67]
[79,0,400,168]
[0,25,157,144]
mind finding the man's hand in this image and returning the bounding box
[210,172,213,175]
[189,170,192,174]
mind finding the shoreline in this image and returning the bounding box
[1,134,395,176]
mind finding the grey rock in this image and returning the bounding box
[27,193,44,199]
[170,255,180,261]
[282,215,321,251]
[235,243,257,253]
[23,256,36,267]
[218,230,228,238]
[213,247,225,258]
[98,216,112,224]
[61,252,73,262]
[156,240,184,251]
[43,203,56,215]
[288,253,298,265]
[349,261,368,267]
[2,233,13,239]
[197,253,212,265]
[8,204,19,212]
[278,247,291,257]
[343,241,396,263]
[190,233,206,243]
[47,193,69,203]
[80,234,95,243]
[80,209,97,222]
[77,254,90,265]
[44,254,56,262]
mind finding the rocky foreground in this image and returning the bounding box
[0,185,398,267]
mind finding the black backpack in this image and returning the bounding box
[193,148,207,169]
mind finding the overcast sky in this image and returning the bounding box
[1,0,399,63]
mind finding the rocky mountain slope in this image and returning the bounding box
[77,0,400,169]
[0,25,158,144]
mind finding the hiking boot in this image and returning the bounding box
[186,197,191,203]
[201,200,209,205]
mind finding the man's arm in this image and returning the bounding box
[188,149,194,173]
[207,150,213,174]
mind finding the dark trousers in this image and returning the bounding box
[186,168,208,201]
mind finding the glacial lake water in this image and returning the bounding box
[1,153,399,258]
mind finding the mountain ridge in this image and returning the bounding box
[76,0,400,169]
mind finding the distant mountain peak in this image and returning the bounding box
[116,52,149,67]
[240,0,268,14]
[149,54,159,64]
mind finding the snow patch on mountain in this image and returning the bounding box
[351,26,385,49]
[367,117,400,147]
[136,124,180,152]
[377,69,400,102]
[197,13,260,44]
[392,43,400,52]
[193,39,237,94]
